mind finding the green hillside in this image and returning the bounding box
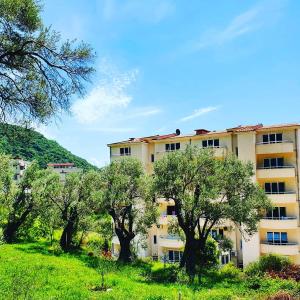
[0,123,97,170]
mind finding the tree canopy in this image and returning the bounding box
[0,0,95,123]
[153,146,271,279]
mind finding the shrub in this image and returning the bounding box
[267,291,294,300]
[219,263,241,282]
[146,262,179,283]
[259,254,290,272]
[245,254,291,277]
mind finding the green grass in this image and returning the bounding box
[0,242,298,300]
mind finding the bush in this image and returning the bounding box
[146,262,179,283]
[259,254,290,272]
[245,254,291,277]
[218,263,241,282]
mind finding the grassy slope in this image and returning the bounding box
[0,123,97,170]
[0,243,298,300]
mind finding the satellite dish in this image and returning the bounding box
[175,129,181,135]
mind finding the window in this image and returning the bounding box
[167,205,176,215]
[120,147,131,156]
[262,133,283,144]
[168,250,183,263]
[211,230,218,239]
[267,232,288,244]
[219,229,224,238]
[202,139,219,148]
[153,235,157,245]
[151,154,155,163]
[235,147,238,157]
[165,143,180,152]
[264,182,285,194]
[263,158,284,168]
[221,254,230,265]
[266,207,286,219]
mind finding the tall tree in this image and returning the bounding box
[0,158,45,242]
[153,146,271,280]
[0,0,95,123]
[35,170,99,251]
[99,158,157,263]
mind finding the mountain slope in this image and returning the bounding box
[0,123,97,170]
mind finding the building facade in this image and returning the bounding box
[12,158,30,182]
[47,163,82,182]
[108,123,300,267]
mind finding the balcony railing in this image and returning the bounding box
[256,140,292,145]
[265,191,296,195]
[262,216,297,220]
[261,241,297,246]
[257,166,294,170]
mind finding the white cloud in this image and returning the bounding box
[72,60,138,124]
[180,106,220,122]
[101,0,175,23]
[186,0,286,52]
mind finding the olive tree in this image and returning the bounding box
[0,0,95,123]
[35,170,100,251]
[0,157,46,243]
[153,146,271,279]
[98,158,158,263]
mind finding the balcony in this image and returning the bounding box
[260,217,298,229]
[256,141,294,154]
[159,235,184,249]
[261,242,299,255]
[266,192,297,204]
[257,166,295,179]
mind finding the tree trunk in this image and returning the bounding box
[3,206,32,243]
[60,209,78,251]
[181,234,198,281]
[118,236,132,263]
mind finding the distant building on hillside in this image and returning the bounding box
[12,158,30,181]
[47,163,82,181]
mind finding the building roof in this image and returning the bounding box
[47,163,74,167]
[108,123,300,146]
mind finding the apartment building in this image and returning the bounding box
[47,163,82,182]
[108,123,300,267]
[12,157,30,181]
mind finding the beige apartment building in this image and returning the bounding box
[108,123,300,267]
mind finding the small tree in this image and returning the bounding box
[98,158,157,263]
[153,146,271,280]
[0,157,46,243]
[0,0,95,123]
[35,170,100,251]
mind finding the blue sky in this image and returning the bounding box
[41,0,300,167]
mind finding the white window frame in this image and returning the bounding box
[202,139,220,148]
[120,147,131,156]
[262,133,283,144]
[165,143,180,152]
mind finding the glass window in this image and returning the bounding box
[272,182,278,193]
[219,229,224,237]
[278,182,285,193]
[279,207,286,218]
[211,230,218,239]
[266,209,272,218]
[168,250,174,261]
[276,133,283,142]
[273,207,279,218]
[120,148,124,155]
[165,144,170,151]
[153,235,157,244]
[277,158,284,167]
[202,140,208,148]
[270,158,277,167]
[267,232,273,243]
[176,143,180,150]
[281,232,288,243]
[170,143,175,151]
[214,139,219,147]
[208,140,213,147]
[274,232,280,243]
[174,251,180,262]
[270,134,276,143]
[263,135,269,143]
[151,154,155,163]
[265,183,271,193]
[264,159,270,168]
